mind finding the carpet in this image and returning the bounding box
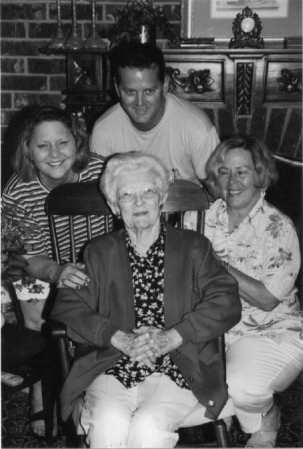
[2,373,303,448]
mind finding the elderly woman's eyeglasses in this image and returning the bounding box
[118,188,158,204]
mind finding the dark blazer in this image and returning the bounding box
[51,225,241,421]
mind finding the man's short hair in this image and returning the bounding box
[110,41,166,83]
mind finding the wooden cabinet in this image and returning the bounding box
[60,49,113,130]
[164,48,302,161]
[47,46,302,161]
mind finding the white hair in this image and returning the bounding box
[100,151,170,214]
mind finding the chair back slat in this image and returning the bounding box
[48,215,62,265]
[162,180,209,233]
[45,181,113,265]
[87,216,93,241]
[69,216,77,264]
[105,215,110,233]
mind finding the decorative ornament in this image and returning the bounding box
[47,0,66,51]
[65,0,83,50]
[110,0,173,46]
[229,6,264,49]
[84,0,109,50]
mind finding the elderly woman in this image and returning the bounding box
[2,105,112,435]
[51,152,240,448]
[187,136,303,447]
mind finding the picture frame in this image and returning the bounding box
[180,0,298,40]
[211,1,289,19]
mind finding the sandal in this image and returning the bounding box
[28,410,58,439]
[28,410,46,438]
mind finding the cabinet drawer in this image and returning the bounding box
[165,59,224,103]
[264,59,302,102]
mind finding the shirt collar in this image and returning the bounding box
[216,191,266,228]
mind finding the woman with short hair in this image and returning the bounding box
[195,135,302,447]
[51,151,241,448]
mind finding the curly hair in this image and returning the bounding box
[12,105,89,181]
[100,151,169,215]
[206,135,278,191]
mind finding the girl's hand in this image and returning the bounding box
[57,263,90,289]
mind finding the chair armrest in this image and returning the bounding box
[42,319,68,339]
[42,319,71,381]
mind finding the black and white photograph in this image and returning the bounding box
[1,0,302,448]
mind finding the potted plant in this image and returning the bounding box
[109,0,174,45]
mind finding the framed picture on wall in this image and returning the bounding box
[211,1,289,18]
[180,0,296,39]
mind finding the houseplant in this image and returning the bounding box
[1,204,50,301]
[109,0,174,45]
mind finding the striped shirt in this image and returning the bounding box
[2,155,113,263]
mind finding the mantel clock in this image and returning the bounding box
[229,6,264,49]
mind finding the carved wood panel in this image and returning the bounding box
[163,55,225,104]
[236,62,254,116]
[264,60,302,102]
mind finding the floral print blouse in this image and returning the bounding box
[185,193,301,345]
[106,225,188,389]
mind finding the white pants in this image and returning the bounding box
[227,336,303,433]
[80,373,201,448]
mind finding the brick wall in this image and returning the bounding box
[1,0,180,128]
[1,0,180,183]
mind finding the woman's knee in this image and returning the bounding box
[227,337,271,393]
[128,410,178,448]
[82,400,130,447]
[227,365,273,410]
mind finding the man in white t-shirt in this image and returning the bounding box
[90,42,219,184]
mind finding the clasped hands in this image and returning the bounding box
[111,326,183,368]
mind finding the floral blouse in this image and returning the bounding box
[185,193,301,345]
[106,225,189,389]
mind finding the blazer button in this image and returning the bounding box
[208,400,215,407]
